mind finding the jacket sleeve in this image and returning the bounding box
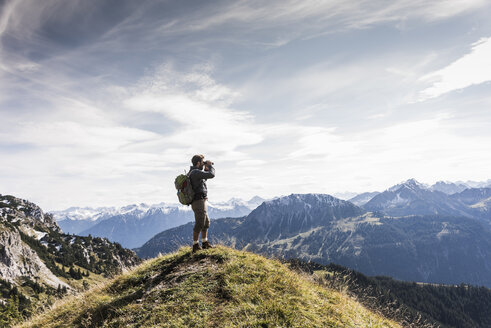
[192,165,215,179]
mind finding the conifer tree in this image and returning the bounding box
[0,295,22,326]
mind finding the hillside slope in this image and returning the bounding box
[289,260,491,328]
[0,194,140,326]
[19,246,401,328]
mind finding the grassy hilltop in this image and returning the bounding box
[18,246,400,328]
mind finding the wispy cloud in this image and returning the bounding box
[191,1,484,29]
[146,0,488,44]
[123,64,263,162]
[420,37,491,99]
[0,58,345,209]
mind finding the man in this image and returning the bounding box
[189,154,215,253]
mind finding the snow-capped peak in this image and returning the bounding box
[388,179,429,192]
[50,206,118,221]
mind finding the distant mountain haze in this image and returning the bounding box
[51,204,152,234]
[430,181,468,194]
[342,179,488,206]
[348,192,380,206]
[450,188,491,223]
[52,197,265,248]
[363,179,472,217]
[363,179,491,226]
[450,187,491,205]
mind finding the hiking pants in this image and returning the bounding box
[192,198,210,233]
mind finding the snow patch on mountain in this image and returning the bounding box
[51,206,119,222]
[436,223,451,240]
[470,197,491,208]
[387,193,410,207]
[34,230,47,240]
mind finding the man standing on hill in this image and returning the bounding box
[189,154,215,253]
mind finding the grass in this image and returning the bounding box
[17,246,401,328]
[52,262,106,291]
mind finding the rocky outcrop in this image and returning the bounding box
[0,229,69,289]
[0,194,60,232]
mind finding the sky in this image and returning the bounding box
[1,0,491,211]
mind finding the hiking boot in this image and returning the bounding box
[202,241,214,249]
[192,243,202,253]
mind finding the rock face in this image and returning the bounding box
[0,229,69,289]
[0,195,60,232]
[0,194,70,289]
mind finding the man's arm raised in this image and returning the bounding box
[195,162,215,179]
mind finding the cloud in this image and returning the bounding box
[357,114,491,183]
[198,0,482,30]
[123,64,264,161]
[2,120,158,154]
[2,59,491,210]
[3,0,482,57]
[0,0,16,38]
[0,59,355,209]
[420,37,491,99]
[1,0,490,210]
[275,113,491,196]
[153,0,488,43]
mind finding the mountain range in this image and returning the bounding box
[363,179,491,226]
[363,179,472,217]
[52,179,491,251]
[136,181,491,287]
[4,177,491,327]
[52,197,264,249]
[347,179,491,203]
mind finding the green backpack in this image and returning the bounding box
[174,170,195,205]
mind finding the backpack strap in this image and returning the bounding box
[187,169,196,191]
